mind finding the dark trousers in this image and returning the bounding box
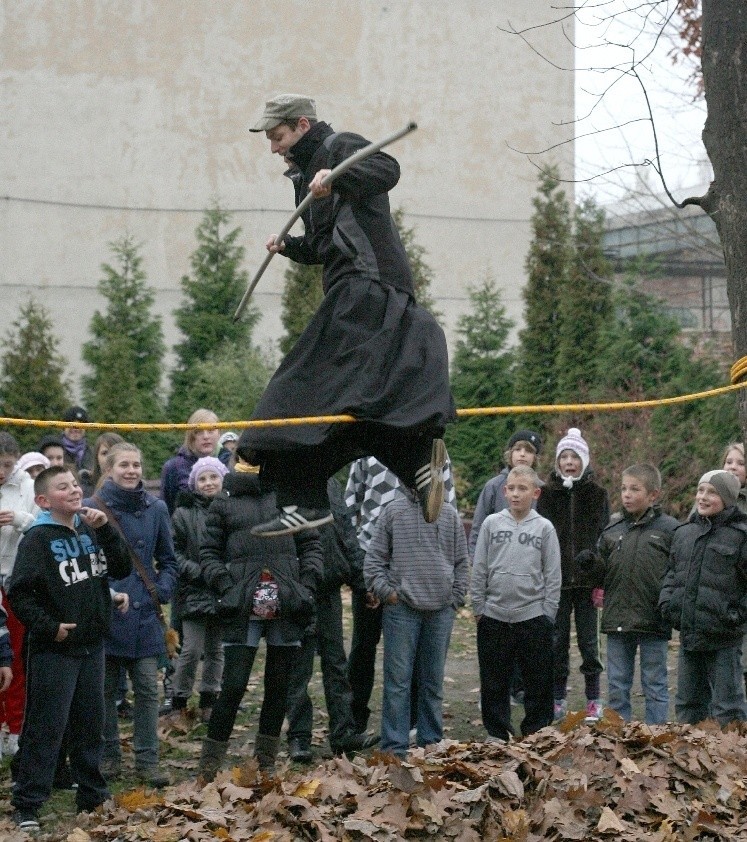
[286,587,357,747]
[553,588,603,700]
[12,646,109,813]
[348,589,383,732]
[208,644,292,742]
[263,423,441,509]
[477,614,554,741]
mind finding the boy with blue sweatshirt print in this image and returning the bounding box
[364,485,468,758]
[471,465,561,742]
[6,466,130,832]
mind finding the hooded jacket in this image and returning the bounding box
[85,479,178,659]
[0,466,37,588]
[364,490,469,612]
[536,469,610,589]
[6,510,130,655]
[199,471,323,645]
[160,446,199,515]
[470,508,561,623]
[595,506,678,637]
[659,506,747,652]
[171,489,219,620]
[282,121,414,296]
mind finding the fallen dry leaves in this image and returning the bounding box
[4,711,747,840]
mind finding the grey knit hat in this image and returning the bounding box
[698,470,740,508]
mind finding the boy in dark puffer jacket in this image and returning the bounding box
[659,470,747,726]
[537,428,609,722]
[588,464,678,724]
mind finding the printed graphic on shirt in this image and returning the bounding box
[50,534,107,586]
[487,529,543,550]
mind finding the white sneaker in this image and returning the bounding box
[408,727,417,746]
[5,733,19,756]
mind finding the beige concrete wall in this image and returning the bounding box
[1,1,574,409]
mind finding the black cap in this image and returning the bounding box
[38,434,64,453]
[62,405,89,423]
[507,429,542,455]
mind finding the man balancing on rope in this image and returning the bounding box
[241,93,455,538]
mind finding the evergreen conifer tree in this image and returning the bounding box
[82,235,165,423]
[514,166,572,418]
[169,204,259,419]
[555,198,613,398]
[445,273,515,505]
[0,298,71,450]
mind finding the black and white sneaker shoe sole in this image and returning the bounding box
[251,507,334,538]
[415,438,446,523]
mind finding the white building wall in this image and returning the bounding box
[1,1,574,407]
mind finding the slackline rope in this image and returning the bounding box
[3,358,747,433]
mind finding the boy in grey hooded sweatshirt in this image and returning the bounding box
[471,465,561,742]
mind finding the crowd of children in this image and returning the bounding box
[2,406,747,832]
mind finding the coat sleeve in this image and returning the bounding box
[468,479,496,557]
[172,509,202,581]
[6,535,60,644]
[470,518,491,617]
[542,525,562,621]
[328,133,400,200]
[200,500,232,596]
[451,515,469,609]
[294,529,323,596]
[363,508,396,603]
[93,522,132,581]
[152,502,178,603]
[0,592,12,666]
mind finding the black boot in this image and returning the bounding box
[254,733,280,772]
[198,737,228,782]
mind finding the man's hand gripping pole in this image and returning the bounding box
[233,122,418,322]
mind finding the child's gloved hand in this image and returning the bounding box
[574,549,597,568]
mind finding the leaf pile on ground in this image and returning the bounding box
[4,710,747,841]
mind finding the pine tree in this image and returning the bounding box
[82,235,165,423]
[555,198,613,398]
[445,273,516,506]
[392,208,441,320]
[186,343,273,422]
[583,274,738,516]
[169,204,259,418]
[514,166,572,416]
[0,298,72,450]
[279,263,323,356]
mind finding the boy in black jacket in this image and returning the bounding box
[659,470,747,726]
[6,466,130,832]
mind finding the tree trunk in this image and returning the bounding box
[700,0,747,437]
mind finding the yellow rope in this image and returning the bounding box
[2,369,747,432]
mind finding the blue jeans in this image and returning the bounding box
[380,601,455,758]
[606,632,669,724]
[104,656,160,770]
[675,645,747,726]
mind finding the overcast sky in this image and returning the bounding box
[571,0,708,207]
